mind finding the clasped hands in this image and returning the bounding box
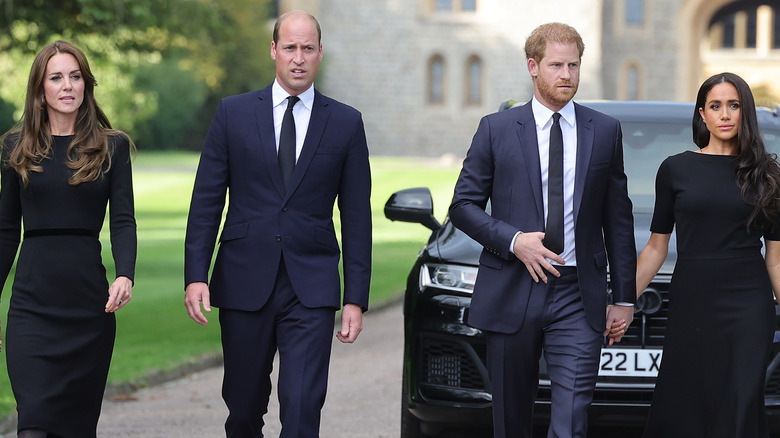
[605,304,633,345]
[512,231,633,344]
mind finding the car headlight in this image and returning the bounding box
[419,263,478,294]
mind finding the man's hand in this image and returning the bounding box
[604,305,634,345]
[513,231,565,283]
[185,282,212,327]
[336,303,363,343]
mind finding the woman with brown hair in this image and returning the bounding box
[637,72,780,437]
[0,40,136,437]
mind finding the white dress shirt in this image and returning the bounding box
[272,80,315,162]
[532,97,577,266]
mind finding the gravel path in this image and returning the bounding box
[2,303,404,437]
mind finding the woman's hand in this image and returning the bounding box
[106,276,133,313]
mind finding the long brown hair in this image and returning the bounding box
[1,40,127,186]
[693,72,780,231]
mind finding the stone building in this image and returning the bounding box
[278,0,780,157]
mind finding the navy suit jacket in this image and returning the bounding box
[184,84,372,312]
[449,101,636,334]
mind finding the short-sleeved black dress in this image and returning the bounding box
[0,134,136,438]
[643,151,779,438]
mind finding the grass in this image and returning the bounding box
[0,151,461,418]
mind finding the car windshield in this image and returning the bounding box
[623,120,780,212]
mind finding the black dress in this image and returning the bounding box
[0,134,136,437]
[643,151,779,438]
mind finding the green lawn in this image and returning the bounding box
[0,152,461,418]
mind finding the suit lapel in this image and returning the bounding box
[515,103,544,221]
[255,86,286,198]
[284,90,330,201]
[573,104,594,225]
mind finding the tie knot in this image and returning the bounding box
[287,95,300,110]
[552,112,561,123]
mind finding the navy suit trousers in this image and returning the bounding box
[219,257,336,438]
[485,267,602,438]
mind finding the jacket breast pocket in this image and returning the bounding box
[315,146,345,155]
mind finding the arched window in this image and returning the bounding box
[626,66,639,100]
[619,62,643,100]
[465,56,483,106]
[428,55,445,105]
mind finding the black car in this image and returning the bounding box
[385,101,780,437]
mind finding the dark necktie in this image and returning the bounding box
[278,95,300,190]
[545,112,564,255]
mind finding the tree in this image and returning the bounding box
[0,0,276,149]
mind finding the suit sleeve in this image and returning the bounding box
[337,114,372,311]
[184,100,230,288]
[601,120,637,304]
[108,134,137,282]
[449,116,518,261]
[0,140,21,301]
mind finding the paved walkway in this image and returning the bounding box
[2,303,403,437]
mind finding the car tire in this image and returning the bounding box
[401,370,425,438]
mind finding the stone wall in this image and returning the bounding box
[316,0,605,158]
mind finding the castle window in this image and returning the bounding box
[722,14,736,48]
[430,0,477,13]
[428,55,445,105]
[627,67,639,100]
[709,5,778,50]
[746,8,757,48]
[619,62,643,101]
[435,0,453,11]
[465,56,483,106]
[775,9,780,48]
[625,0,644,26]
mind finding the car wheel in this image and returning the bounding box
[401,371,425,438]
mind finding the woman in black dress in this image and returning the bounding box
[0,41,136,437]
[635,72,780,437]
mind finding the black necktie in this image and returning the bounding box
[278,95,300,190]
[545,112,564,255]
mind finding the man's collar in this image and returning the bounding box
[272,80,315,109]
[531,97,575,128]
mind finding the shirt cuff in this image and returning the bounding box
[614,302,634,307]
[510,231,523,255]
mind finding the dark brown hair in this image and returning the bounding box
[693,72,780,231]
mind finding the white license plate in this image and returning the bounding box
[599,348,662,377]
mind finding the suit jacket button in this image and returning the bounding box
[275,235,282,242]
[282,207,288,212]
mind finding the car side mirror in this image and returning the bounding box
[384,187,441,231]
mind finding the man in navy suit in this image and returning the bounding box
[449,23,636,438]
[183,10,371,437]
